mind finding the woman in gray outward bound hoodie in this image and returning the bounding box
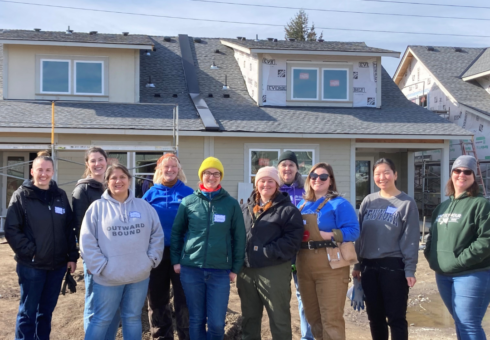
[80,164,164,340]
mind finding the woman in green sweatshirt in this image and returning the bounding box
[425,155,490,340]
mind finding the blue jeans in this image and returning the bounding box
[83,262,120,339]
[15,263,66,340]
[293,272,314,340]
[436,270,490,340]
[180,266,230,340]
[84,277,150,340]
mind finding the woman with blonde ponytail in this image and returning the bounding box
[238,166,303,339]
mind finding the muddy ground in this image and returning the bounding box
[1,239,488,339]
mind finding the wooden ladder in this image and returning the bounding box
[460,138,488,197]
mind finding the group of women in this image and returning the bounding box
[4,146,490,340]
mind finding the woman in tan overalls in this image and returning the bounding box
[296,163,360,340]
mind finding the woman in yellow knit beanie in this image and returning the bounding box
[171,156,245,340]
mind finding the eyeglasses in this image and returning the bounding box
[309,173,330,181]
[452,169,473,176]
[203,171,221,178]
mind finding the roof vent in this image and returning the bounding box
[172,94,178,98]
[255,34,259,42]
[211,60,218,70]
[223,93,230,98]
[34,28,41,32]
[145,76,155,88]
[427,46,435,51]
[154,93,161,98]
[89,31,98,35]
[208,93,213,98]
[318,39,324,42]
[122,32,129,36]
[163,36,171,42]
[237,36,243,40]
[194,37,202,43]
[223,74,230,90]
[66,26,73,35]
[214,49,220,53]
[289,38,295,42]
[455,47,463,52]
[273,38,278,42]
[241,37,246,41]
[267,38,274,42]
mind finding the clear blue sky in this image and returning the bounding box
[1,0,489,76]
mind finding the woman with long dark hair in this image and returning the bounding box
[353,158,419,340]
[6,150,78,340]
[72,147,120,339]
[425,155,490,340]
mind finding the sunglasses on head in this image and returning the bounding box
[310,173,330,181]
[452,169,473,176]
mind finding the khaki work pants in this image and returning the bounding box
[297,248,350,340]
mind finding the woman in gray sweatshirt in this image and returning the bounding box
[80,164,164,340]
[353,158,419,340]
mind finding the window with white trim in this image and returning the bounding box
[291,67,319,100]
[74,61,104,95]
[41,60,71,94]
[322,68,349,101]
[249,148,315,183]
[37,56,107,97]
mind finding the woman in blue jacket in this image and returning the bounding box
[143,153,194,340]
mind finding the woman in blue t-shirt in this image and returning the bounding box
[296,162,359,340]
[142,153,194,339]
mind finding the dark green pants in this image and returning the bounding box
[237,262,292,340]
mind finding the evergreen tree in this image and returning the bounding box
[284,10,317,41]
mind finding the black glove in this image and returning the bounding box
[61,269,77,295]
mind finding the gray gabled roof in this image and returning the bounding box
[409,46,490,117]
[0,29,153,47]
[221,38,398,54]
[0,36,471,137]
[463,48,490,79]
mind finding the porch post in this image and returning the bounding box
[440,140,450,203]
[407,151,415,198]
[350,139,356,208]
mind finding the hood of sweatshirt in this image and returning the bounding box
[101,189,136,223]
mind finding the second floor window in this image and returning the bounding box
[40,58,105,96]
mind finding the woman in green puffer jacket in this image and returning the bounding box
[170,157,246,340]
[425,155,490,340]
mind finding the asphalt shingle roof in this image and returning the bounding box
[463,48,490,79]
[221,38,398,54]
[0,36,471,137]
[409,46,490,117]
[0,29,153,46]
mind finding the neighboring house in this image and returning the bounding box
[394,46,490,163]
[0,29,471,225]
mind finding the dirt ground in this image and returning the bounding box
[1,239,488,339]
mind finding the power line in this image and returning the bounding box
[1,0,489,38]
[191,0,490,21]
[360,0,490,9]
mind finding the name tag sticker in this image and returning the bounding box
[253,246,258,251]
[214,214,226,223]
[386,206,397,214]
[129,211,141,218]
[55,207,65,214]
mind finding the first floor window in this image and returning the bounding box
[75,61,103,95]
[41,60,70,94]
[134,152,162,198]
[355,160,371,209]
[249,148,315,183]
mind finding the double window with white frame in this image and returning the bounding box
[289,63,352,103]
[38,56,107,96]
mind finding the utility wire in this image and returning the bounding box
[191,0,490,21]
[1,0,490,38]
[360,0,490,9]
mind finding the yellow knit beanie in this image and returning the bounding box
[198,157,224,181]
